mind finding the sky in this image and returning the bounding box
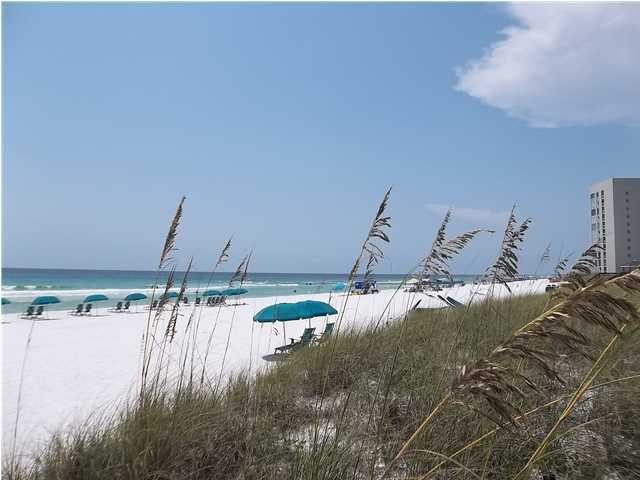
[2,2,639,274]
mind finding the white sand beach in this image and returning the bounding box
[2,279,547,452]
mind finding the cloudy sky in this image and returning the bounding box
[3,3,639,274]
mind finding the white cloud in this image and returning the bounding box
[426,204,509,226]
[456,4,640,127]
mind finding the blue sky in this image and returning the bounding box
[2,3,639,274]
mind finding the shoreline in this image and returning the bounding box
[2,279,548,452]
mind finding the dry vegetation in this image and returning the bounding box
[4,191,639,480]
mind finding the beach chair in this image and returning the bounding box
[195,297,201,305]
[446,296,465,308]
[33,306,44,318]
[314,323,335,344]
[275,327,316,354]
[21,306,35,319]
[149,300,158,310]
[83,303,93,315]
[70,304,84,316]
[123,301,131,311]
[437,295,455,307]
[113,301,123,312]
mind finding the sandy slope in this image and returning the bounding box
[1,279,547,452]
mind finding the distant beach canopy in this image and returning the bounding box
[202,289,223,297]
[159,292,179,300]
[124,293,147,302]
[31,296,61,306]
[1,297,10,305]
[222,288,248,297]
[83,294,109,303]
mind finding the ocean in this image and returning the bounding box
[1,268,479,314]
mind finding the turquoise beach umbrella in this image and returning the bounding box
[31,296,61,306]
[160,292,179,299]
[296,300,338,318]
[1,298,10,305]
[222,288,248,296]
[253,303,304,323]
[83,294,109,303]
[254,300,337,345]
[332,282,346,292]
[125,293,147,302]
[202,289,223,297]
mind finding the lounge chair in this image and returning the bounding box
[148,300,158,310]
[275,327,316,354]
[314,323,335,344]
[123,301,131,311]
[113,301,123,312]
[21,306,35,319]
[33,306,44,318]
[446,296,465,308]
[83,303,93,315]
[195,297,201,305]
[71,304,84,316]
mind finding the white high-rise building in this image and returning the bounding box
[589,178,640,273]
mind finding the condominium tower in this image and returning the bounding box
[589,178,640,273]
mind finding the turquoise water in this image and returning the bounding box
[1,268,479,314]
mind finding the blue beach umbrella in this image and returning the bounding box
[332,282,346,292]
[202,289,223,297]
[83,294,109,303]
[1,298,10,305]
[160,292,179,300]
[125,293,147,302]
[31,296,61,306]
[222,288,248,296]
[254,303,304,323]
[296,300,338,319]
[254,300,338,345]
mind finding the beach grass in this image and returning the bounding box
[4,291,639,479]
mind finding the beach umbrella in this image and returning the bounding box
[254,303,304,323]
[296,300,338,318]
[160,292,179,300]
[31,296,61,306]
[202,289,223,297]
[222,288,248,296]
[254,300,338,345]
[125,293,147,302]
[1,298,10,305]
[331,282,346,292]
[83,294,109,303]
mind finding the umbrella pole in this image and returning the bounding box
[283,322,287,346]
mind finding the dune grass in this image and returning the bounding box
[5,291,639,479]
